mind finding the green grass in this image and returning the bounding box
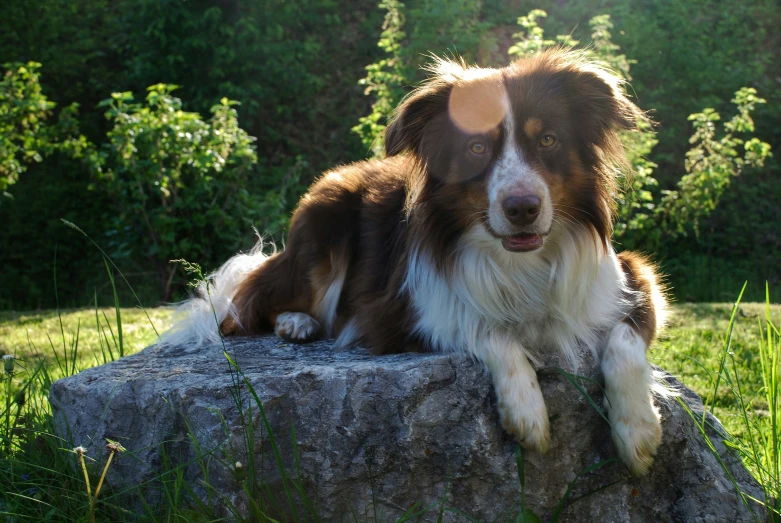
[650,302,780,440]
[0,308,170,367]
[0,301,779,521]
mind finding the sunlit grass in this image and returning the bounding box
[0,308,170,367]
[650,302,781,441]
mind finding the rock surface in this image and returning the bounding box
[50,336,765,521]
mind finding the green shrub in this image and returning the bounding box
[0,0,778,306]
[660,88,772,237]
[0,62,93,194]
[93,85,263,301]
[353,0,493,154]
[352,0,409,156]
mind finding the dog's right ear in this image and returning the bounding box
[384,78,453,158]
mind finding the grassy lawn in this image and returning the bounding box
[652,302,780,439]
[0,307,171,372]
[0,301,778,520]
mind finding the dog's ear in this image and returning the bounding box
[385,61,506,178]
[384,78,453,158]
[564,62,647,138]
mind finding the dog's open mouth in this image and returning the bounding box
[501,233,544,252]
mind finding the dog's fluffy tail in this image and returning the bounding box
[159,242,271,347]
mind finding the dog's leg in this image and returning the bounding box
[601,322,661,476]
[220,249,319,342]
[477,332,550,453]
[603,251,666,476]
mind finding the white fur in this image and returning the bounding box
[334,316,361,350]
[602,322,663,475]
[312,250,348,337]
[275,312,321,342]
[159,242,271,347]
[483,331,550,452]
[404,223,627,369]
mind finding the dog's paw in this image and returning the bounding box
[274,312,321,343]
[606,392,662,476]
[497,387,551,454]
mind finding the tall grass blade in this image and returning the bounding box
[99,311,119,362]
[704,281,747,426]
[53,246,68,373]
[70,318,81,377]
[94,292,112,364]
[103,258,124,358]
[61,219,159,337]
[45,332,65,376]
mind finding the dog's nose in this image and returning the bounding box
[502,195,541,226]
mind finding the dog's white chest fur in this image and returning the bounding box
[404,224,628,368]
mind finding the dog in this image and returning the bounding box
[165,49,668,476]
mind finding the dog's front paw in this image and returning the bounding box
[497,386,551,454]
[606,391,662,476]
[275,312,321,343]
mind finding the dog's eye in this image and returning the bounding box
[469,141,487,155]
[539,134,556,148]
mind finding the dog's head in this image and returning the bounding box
[385,49,643,253]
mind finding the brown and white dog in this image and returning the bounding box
[165,49,668,476]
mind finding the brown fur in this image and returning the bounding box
[618,251,665,345]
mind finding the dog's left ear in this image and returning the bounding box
[384,78,454,158]
[566,64,646,138]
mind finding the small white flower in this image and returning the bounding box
[233,460,247,481]
[2,354,14,374]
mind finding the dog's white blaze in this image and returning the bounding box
[486,89,553,237]
[601,322,662,476]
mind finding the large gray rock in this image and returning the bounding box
[50,337,765,521]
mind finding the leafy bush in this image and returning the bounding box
[0,62,93,194]
[353,0,493,154]
[0,0,380,307]
[93,85,263,300]
[511,12,772,252]
[0,0,778,306]
[660,88,772,237]
[352,0,408,156]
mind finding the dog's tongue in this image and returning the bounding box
[501,233,543,252]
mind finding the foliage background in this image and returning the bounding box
[0,0,779,308]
